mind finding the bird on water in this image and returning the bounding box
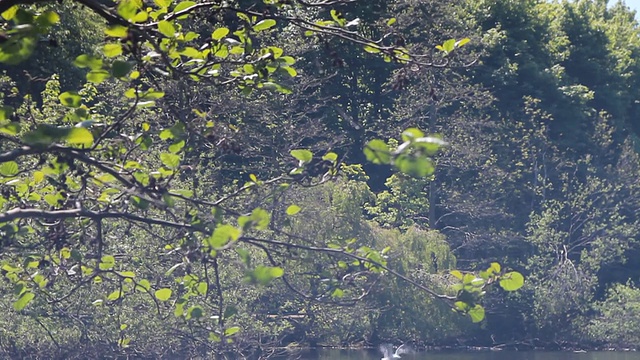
[380,343,413,360]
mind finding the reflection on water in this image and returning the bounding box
[296,349,640,360]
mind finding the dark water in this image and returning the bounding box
[297,349,640,360]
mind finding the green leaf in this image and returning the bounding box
[249,207,270,230]
[186,306,203,319]
[1,6,18,20]
[112,60,133,78]
[414,136,446,155]
[73,54,103,70]
[322,152,338,162]
[158,20,176,37]
[107,290,123,301]
[245,265,284,285]
[44,194,60,207]
[196,282,207,295]
[212,27,229,41]
[105,25,128,38]
[207,224,241,249]
[159,123,184,141]
[135,279,151,292]
[154,0,172,8]
[66,127,94,146]
[141,90,165,100]
[103,43,123,57]
[253,19,276,32]
[22,125,72,146]
[0,161,19,176]
[224,326,241,336]
[0,122,20,136]
[117,0,142,20]
[450,270,463,280]
[401,127,424,141]
[332,288,344,298]
[469,305,485,323]
[0,105,14,121]
[363,139,390,164]
[154,288,172,301]
[13,291,35,311]
[286,205,301,216]
[35,11,59,27]
[99,255,115,270]
[364,44,381,54]
[441,39,456,53]
[224,305,238,319]
[488,262,501,274]
[455,38,470,48]
[168,140,185,154]
[118,271,135,278]
[59,91,82,108]
[173,1,196,18]
[86,70,111,84]
[394,155,434,177]
[131,11,148,23]
[499,271,525,291]
[160,153,180,169]
[290,149,312,163]
[386,17,396,26]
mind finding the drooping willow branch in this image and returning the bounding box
[242,236,455,302]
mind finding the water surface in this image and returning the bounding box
[299,349,640,360]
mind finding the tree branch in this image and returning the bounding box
[0,207,201,232]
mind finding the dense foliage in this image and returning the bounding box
[1,0,640,358]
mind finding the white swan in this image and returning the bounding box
[380,343,413,360]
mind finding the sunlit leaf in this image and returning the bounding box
[107,290,123,301]
[286,205,301,215]
[173,1,196,18]
[86,70,111,84]
[363,139,390,164]
[66,127,94,146]
[207,224,241,249]
[13,291,35,311]
[160,153,180,169]
[0,122,20,136]
[154,288,172,301]
[74,54,103,70]
[154,0,172,8]
[0,161,19,176]
[0,106,14,122]
[59,92,82,108]
[212,27,229,40]
[158,20,176,37]
[455,38,471,48]
[253,19,276,32]
[499,271,525,291]
[224,326,241,336]
[105,25,128,38]
[103,43,123,57]
[290,149,312,163]
[469,305,485,323]
[1,5,18,20]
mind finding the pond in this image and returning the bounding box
[297,349,640,360]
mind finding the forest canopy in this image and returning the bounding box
[1,0,639,358]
